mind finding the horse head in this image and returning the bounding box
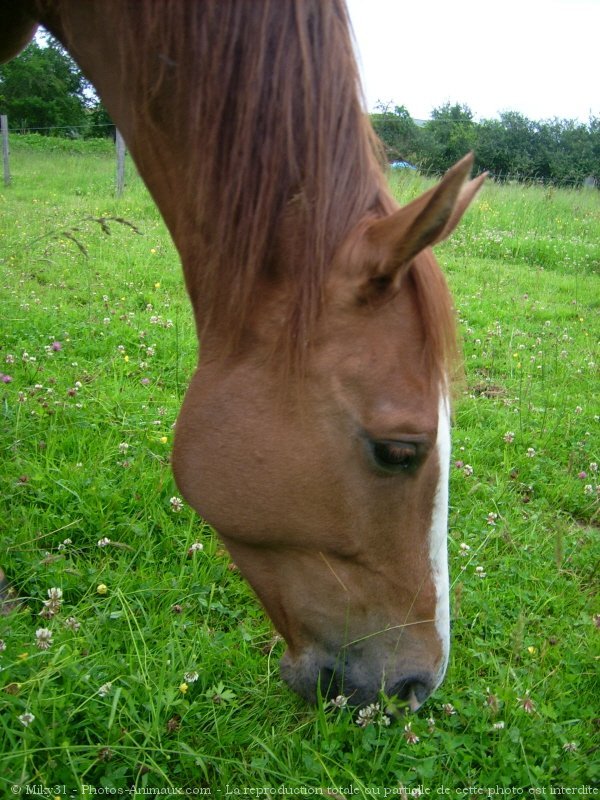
[173,156,485,708]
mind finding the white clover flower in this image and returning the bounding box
[517,692,536,713]
[39,593,61,618]
[356,703,378,727]
[403,722,419,744]
[355,702,389,728]
[329,695,348,709]
[170,496,184,512]
[35,628,53,650]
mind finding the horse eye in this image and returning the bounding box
[371,441,418,473]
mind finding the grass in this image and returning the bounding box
[0,138,598,794]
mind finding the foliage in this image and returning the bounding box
[372,103,600,186]
[0,34,109,137]
[369,103,421,164]
[86,102,115,139]
[422,103,477,173]
[9,132,113,155]
[473,112,599,185]
[474,112,535,178]
[0,142,598,793]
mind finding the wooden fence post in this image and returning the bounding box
[115,129,126,196]
[1,115,10,187]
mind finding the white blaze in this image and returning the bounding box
[430,390,451,688]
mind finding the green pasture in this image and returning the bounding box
[0,137,598,794]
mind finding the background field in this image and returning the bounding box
[1,139,598,794]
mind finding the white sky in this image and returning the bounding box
[346,0,600,122]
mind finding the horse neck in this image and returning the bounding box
[41,0,388,359]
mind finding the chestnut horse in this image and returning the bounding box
[0,1,484,709]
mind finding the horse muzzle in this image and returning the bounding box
[279,646,440,710]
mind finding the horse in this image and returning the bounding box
[0,0,484,709]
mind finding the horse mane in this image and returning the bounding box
[44,0,456,379]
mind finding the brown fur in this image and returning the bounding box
[36,0,457,376]
[3,1,484,707]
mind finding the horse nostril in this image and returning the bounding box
[392,676,432,712]
[406,684,428,712]
[317,666,341,700]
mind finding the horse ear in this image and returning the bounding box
[354,153,486,305]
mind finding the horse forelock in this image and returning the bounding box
[411,252,460,393]
[44,0,455,380]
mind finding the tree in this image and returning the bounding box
[588,115,600,182]
[370,103,420,164]
[421,103,475,172]
[474,112,537,178]
[540,119,596,184]
[86,102,115,139]
[497,111,536,177]
[368,103,600,185]
[473,118,513,177]
[473,112,600,183]
[0,35,92,133]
